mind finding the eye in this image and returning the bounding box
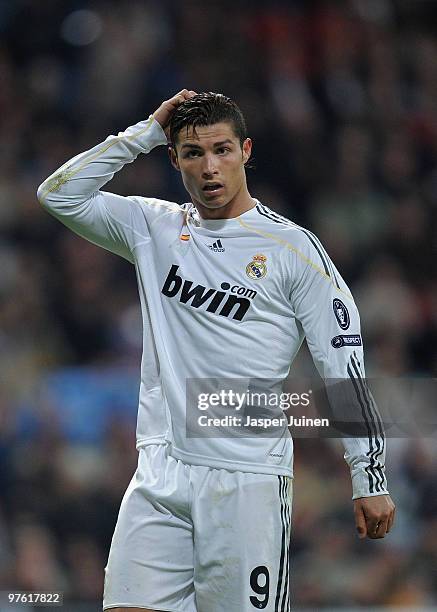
[184,150,201,158]
[217,147,231,155]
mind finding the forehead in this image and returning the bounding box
[176,122,238,147]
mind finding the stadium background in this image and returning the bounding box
[1,0,437,610]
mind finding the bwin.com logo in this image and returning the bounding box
[161,265,257,321]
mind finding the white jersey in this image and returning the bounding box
[37,116,388,499]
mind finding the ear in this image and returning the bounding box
[242,138,252,165]
[168,146,180,171]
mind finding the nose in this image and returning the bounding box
[201,153,218,178]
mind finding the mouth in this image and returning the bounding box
[202,182,224,196]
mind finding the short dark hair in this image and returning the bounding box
[169,92,247,148]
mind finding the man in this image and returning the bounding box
[37,90,395,612]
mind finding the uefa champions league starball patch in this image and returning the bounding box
[246,254,267,279]
[333,298,350,330]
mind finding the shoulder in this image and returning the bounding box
[126,196,186,226]
[129,196,184,215]
[252,202,323,253]
[253,202,345,288]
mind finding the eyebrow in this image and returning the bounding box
[180,139,234,150]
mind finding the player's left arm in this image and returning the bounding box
[288,235,395,539]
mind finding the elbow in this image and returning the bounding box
[36,181,47,206]
[37,167,72,208]
[36,177,57,209]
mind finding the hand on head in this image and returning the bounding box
[153,89,198,139]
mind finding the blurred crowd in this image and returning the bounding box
[0,0,436,608]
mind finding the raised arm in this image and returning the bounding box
[289,233,395,538]
[36,89,196,261]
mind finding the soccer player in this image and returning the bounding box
[37,90,395,612]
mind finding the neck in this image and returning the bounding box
[194,183,254,220]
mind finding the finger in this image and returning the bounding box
[182,90,197,101]
[179,89,196,100]
[171,91,195,109]
[387,507,396,533]
[365,515,380,538]
[354,505,367,539]
[174,93,187,104]
[168,90,189,106]
[372,518,389,539]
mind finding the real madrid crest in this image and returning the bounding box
[246,254,267,280]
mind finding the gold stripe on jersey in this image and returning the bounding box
[39,116,155,203]
[237,216,352,300]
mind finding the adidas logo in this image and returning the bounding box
[208,239,225,252]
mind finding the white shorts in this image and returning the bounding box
[103,444,292,612]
